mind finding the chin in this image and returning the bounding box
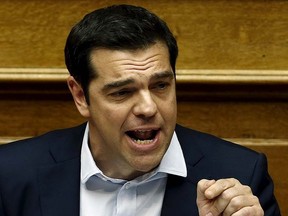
[132,156,163,173]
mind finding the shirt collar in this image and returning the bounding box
[157,131,187,177]
[81,124,102,183]
[81,123,187,184]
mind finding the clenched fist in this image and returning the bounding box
[197,178,264,216]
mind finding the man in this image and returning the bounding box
[0,4,280,216]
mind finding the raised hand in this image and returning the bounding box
[197,178,264,216]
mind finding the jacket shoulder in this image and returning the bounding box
[175,124,263,183]
[175,124,258,158]
[0,123,86,168]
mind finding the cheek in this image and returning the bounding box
[161,95,177,117]
[167,104,177,122]
[94,103,131,126]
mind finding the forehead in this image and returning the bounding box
[89,42,171,79]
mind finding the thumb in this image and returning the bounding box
[197,179,216,215]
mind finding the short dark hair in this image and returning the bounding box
[64,4,178,101]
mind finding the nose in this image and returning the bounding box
[133,91,157,119]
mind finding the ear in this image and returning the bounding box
[67,76,90,118]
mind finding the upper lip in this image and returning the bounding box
[125,126,160,141]
[125,126,160,132]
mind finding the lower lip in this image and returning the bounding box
[126,131,161,153]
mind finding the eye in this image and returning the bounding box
[109,88,134,100]
[158,82,168,89]
[153,82,170,90]
[111,90,130,97]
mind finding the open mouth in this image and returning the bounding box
[126,129,159,144]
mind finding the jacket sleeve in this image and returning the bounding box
[250,153,281,216]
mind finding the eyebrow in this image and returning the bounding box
[102,70,174,91]
[151,70,174,80]
[102,78,135,92]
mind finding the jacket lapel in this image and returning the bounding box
[38,158,80,216]
[161,125,212,215]
[37,124,86,216]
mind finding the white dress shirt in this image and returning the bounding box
[80,124,187,216]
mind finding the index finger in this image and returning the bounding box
[197,179,216,202]
[205,178,239,199]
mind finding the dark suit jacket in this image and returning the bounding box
[0,124,280,216]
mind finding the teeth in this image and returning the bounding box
[132,138,153,144]
[126,129,158,144]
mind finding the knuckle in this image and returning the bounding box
[240,207,254,216]
[228,177,240,185]
[240,185,253,194]
[220,181,228,190]
[242,185,252,194]
[229,196,242,210]
[197,179,204,189]
[258,207,264,216]
[220,189,233,201]
[219,178,239,189]
[247,206,264,216]
[250,194,260,204]
[197,179,206,186]
[254,206,264,216]
[230,177,239,183]
[217,179,229,190]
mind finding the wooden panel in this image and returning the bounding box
[1,89,288,139]
[0,99,83,137]
[247,144,288,216]
[0,0,288,70]
[1,68,287,139]
[1,69,287,140]
[177,101,288,139]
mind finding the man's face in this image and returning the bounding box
[74,42,177,179]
